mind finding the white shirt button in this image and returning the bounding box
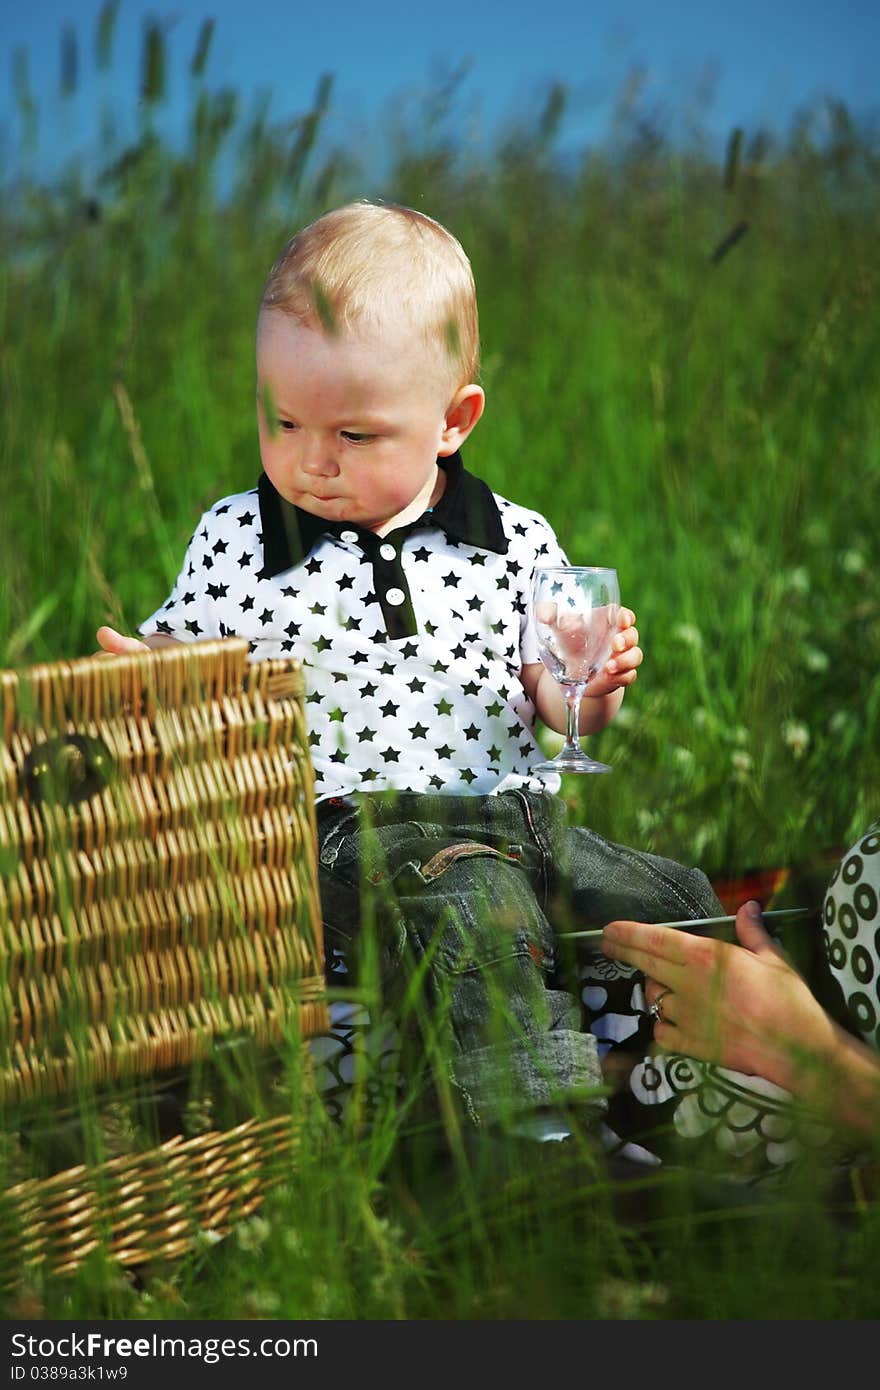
[379,543,396,561]
[385,587,405,607]
[339,529,358,543]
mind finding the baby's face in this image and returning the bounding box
[256,311,455,535]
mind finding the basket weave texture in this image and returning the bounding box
[0,638,326,1278]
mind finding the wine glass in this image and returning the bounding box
[530,565,620,775]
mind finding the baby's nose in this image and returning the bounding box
[300,439,340,476]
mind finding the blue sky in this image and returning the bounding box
[2,1,877,178]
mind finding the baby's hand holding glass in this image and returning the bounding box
[534,603,641,696]
[593,608,641,695]
[532,565,629,775]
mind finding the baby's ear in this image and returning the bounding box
[438,384,485,455]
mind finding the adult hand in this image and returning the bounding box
[601,902,838,1095]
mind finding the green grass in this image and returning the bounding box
[1,14,879,1321]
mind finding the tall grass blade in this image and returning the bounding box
[286,73,334,188]
[710,219,749,264]
[141,20,166,106]
[11,48,38,151]
[60,26,78,100]
[724,126,743,190]
[310,277,338,335]
[4,593,61,665]
[538,82,567,145]
[95,0,119,73]
[190,18,215,79]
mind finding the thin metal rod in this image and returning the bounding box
[559,906,811,940]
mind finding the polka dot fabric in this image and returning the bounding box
[823,818,880,1048]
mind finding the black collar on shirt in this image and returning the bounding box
[257,451,508,579]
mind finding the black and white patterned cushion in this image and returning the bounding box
[823,818,880,1048]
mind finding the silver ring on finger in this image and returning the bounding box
[648,987,672,1024]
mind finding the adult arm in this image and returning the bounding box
[601,903,880,1136]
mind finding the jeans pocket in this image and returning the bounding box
[319,822,433,977]
[320,821,430,888]
[399,843,552,978]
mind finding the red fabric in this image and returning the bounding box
[710,866,790,915]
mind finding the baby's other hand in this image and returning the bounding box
[586,607,643,697]
[95,626,150,656]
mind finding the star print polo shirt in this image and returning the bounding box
[139,452,569,801]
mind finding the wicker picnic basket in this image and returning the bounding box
[0,638,327,1281]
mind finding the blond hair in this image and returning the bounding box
[259,201,479,396]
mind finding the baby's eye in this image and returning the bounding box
[278,420,297,432]
[341,431,376,445]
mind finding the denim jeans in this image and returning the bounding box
[316,789,722,1132]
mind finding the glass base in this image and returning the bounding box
[534,751,613,775]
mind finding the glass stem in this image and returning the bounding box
[563,685,584,753]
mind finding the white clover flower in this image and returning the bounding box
[733,725,750,745]
[636,808,656,836]
[828,709,852,735]
[613,704,635,728]
[730,750,752,784]
[803,646,829,673]
[841,548,866,575]
[692,706,708,728]
[244,1289,281,1316]
[671,744,694,768]
[673,622,703,650]
[726,531,752,559]
[596,1278,669,1319]
[782,720,810,758]
[784,566,810,595]
[236,1215,271,1252]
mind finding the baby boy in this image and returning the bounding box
[99,202,717,1138]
